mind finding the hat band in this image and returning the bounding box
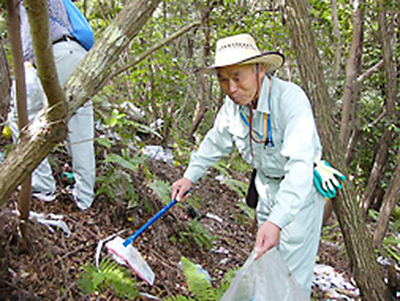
[217,42,259,52]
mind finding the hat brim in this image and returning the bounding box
[201,51,285,74]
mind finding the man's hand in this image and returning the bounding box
[254,220,280,260]
[172,178,193,202]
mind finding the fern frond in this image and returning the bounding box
[187,220,217,250]
[149,180,171,204]
[181,256,215,300]
[78,257,139,299]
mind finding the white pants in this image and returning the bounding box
[9,40,95,209]
[255,175,325,298]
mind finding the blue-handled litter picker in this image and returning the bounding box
[106,190,191,285]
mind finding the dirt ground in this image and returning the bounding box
[0,155,355,300]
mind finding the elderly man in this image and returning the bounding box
[172,33,327,297]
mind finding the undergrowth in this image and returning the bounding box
[164,256,236,301]
[78,257,139,299]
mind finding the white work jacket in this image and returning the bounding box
[184,76,322,230]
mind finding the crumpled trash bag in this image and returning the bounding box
[221,248,307,301]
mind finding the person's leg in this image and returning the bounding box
[52,41,95,210]
[66,101,95,209]
[256,176,325,297]
[277,193,325,297]
[8,64,57,201]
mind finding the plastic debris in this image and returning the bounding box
[141,145,174,165]
[205,212,223,223]
[222,249,307,301]
[12,210,72,237]
[0,151,5,164]
[150,118,163,131]
[313,264,360,300]
[215,174,226,182]
[219,258,229,265]
[138,292,160,300]
[178,260,212,282]
[377,256,392,267]
[211,247,229,255]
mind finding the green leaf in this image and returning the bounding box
[105,153,139,172]
[180,256,215,300]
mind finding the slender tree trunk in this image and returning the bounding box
[371,2,398,246]
[330,0,342,87]
[283,0,392,299]
[0,41,11,128]
[189,0,213,141]
[189,71,207,141]
[326,0,364,223]
[345,60,385,165]
[0,0,163,207]
[339,0,364,145]
[373,154,400,247]
[363,3,397,213]
[5,0,32,245]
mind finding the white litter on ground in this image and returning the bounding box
[313,264,360,300]
[12,210,72,237]
[141,145,174,165]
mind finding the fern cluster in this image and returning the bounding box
[78,257,139,299]
[165,256,237,301]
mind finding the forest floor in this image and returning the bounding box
[0,151,360,301]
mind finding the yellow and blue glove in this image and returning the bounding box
[313,158,346,199]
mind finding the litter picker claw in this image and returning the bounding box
[106,189,191,285]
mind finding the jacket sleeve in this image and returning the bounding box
[183,100,235,183]
[267,85,320,229]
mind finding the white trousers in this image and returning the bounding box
[9,40,95,209]
[255,174,325,298]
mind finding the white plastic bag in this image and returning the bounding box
[221,248,308,301]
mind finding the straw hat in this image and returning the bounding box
[203,33,284,74]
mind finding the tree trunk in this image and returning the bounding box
[283,0,392,299]
[339,0,364,145]
[371,2,398,247]
[373,154,400,247]
[0,0,163,207]
[326,0,364,223]
[5,0,32,245]
[0,40,11,129]
[189,0,213,141]
[363,2,397,213]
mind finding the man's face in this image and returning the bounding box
[217,64,265,106]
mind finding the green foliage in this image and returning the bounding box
[96,149,149,208]
[381,236,400,262]
[236,201,255,221]
[179,219,217,251]
[149,179,171,205]
[104,151,143,173]
[369,209,400,262]
[180,256,215,300]
[213,161,248,200]
[164,256,238,301]
[321,220,342,243]
[78,257,139,299]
